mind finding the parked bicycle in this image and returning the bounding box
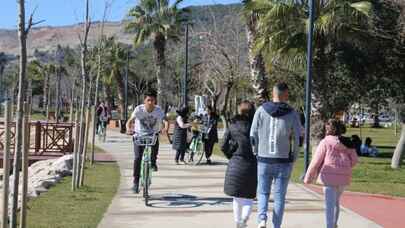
[185,125,207,165]
[133,131,159,206]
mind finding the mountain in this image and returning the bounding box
[0,4,242,56]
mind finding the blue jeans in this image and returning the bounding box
[257,162,293,228]
[324,186,345,228]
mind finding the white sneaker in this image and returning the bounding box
[257,220,266,228]
[237,221,247,228]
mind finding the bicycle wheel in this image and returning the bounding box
[143,162,150,206]
[187,139,204,166]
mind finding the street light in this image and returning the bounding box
[183,23,189,108]
[303,0,316,175]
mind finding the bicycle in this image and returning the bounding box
[133,132,159,206]
[185,125,207,165]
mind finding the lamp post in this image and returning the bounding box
[303,0,316,174]
[183,24,189,108]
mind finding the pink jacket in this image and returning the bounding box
[304,135,358,186]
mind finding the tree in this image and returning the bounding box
[242,0,269,104]
[12,1,43,227]
[126,0,190,108]
[247,0,373,144]
[197,8,249,127]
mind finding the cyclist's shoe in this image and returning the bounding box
[206,159,212,165]
[152,165,158,172]
[132,184,140,194]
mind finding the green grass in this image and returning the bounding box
[215,126,405,197]
[26,147,120,228]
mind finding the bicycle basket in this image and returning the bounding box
[134,134,158,146]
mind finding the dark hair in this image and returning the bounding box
[238,100,254,117]
[144,90,157,99]
[176,106,189,118]
[365,137,372,146]
[325,119,346,136]
[206,105,216,116]
[274,82,289,93]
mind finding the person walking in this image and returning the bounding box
[96,101,110,134]
[172,106,191,164]
[202,106,219,164]
[250,82,302,228]
[222,101,256,228]
[126,90,169,193]
[304,119,358,228]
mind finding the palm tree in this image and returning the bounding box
[126,0,189,107]
[248,0,372,147]
[248,0,372,110]
[242,0,269,104]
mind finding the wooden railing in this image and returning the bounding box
[0,121,74,156]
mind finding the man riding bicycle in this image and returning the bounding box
[126,90,169,193]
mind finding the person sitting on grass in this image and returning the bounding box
[360,137,379,157]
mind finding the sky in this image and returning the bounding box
[0,0,241,29]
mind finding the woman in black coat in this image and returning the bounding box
[172,106,191,164]
[203,106,219,164]
[221,101,256,228]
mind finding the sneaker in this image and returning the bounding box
[180,160,187,165]
[175,160,180,165]
[257,220,266,228]
[206,159,212,165]
[132,184,139,194]
[237,221,247,228]
[152,165,158,172]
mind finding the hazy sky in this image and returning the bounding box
[0,0,241,29]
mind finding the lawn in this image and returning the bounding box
[214,126,405,197]
[26,147,120,228]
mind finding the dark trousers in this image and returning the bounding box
[133,139,159,185]
[175,148,186,162]
[204,140,215,159]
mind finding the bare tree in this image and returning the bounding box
[197,10,248,127]
[75,0,91,189]
[11,2,43,227]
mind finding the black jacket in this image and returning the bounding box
[172,117,188,151]
[222,115,257,199]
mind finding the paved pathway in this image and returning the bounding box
[96,130,381,228]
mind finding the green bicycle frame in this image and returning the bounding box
[140,146,152,188]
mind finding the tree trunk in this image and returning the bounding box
[46,80,51,120]
[76,0,90,189]
[56,67,62,122]
[69,79,76,122]
[91,54,102,165]
[43,72,49,114]
[11,1,27,227]
[112,67,125,121]
[154,33,166,108]
[392,123,405,169]
[246,13,268,105]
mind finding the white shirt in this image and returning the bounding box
[130,104,165,135]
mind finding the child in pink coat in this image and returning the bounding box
[304,119,358,228]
